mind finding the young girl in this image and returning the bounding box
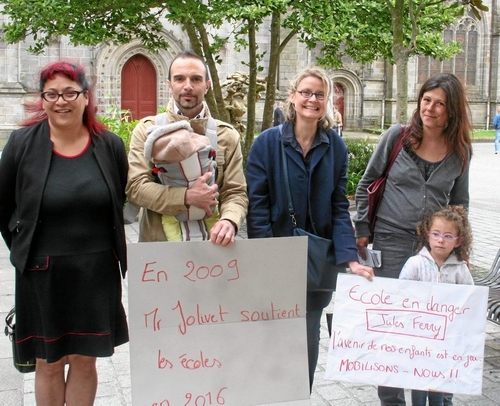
[399,205,474,406]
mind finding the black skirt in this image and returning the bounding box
[15,249,129,363]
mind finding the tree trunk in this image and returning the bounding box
[261,11,281,131]
[184,21,230,122]
[394,45,410,124]
[391,0,410,124]
[243,19,258,167]
[196,22,230,123]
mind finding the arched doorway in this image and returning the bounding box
[121,54,157,120]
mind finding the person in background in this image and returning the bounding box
[273,101,285,126]
[333,106,343,137]
[0,61,129,406]
[399,205,473,406]
[354,72,472,406]
[246,66,374,392]
[126,50,248,246]
[492,105,500,154]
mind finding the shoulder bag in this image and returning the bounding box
[281,142,344,291]
[4,307,36,373]
[367,127,405,238]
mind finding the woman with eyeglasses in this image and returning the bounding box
[353,73,472,406]
[0,61,129,406]
[246,66,374,391]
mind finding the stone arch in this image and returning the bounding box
[329,69,363,130]
[93,31,185,115]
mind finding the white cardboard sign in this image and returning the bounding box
[325,274,489,395]
[127,237,311,406]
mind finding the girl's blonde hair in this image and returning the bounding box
[416,205,473,261]
[284,66,334,130]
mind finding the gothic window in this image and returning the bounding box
[418,16,478,85]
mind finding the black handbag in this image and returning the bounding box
[281,142,344,291]
[4,307,36,373]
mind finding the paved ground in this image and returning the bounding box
[0,140,499,405]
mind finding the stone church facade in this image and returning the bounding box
[0,2,499,148]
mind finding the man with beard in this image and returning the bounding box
[126,51,248,246]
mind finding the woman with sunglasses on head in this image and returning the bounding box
[0,61,129,406]
[246,66,374,392]
[354,73,472,406]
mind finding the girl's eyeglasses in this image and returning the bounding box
[428,231,459,242]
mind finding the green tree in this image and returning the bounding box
[1,0,289,154]
[1,0,234,121]
[289,0,489,123]
[2,0,489,145]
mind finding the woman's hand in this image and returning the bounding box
[356,236,370,260]
[347,261,374,281]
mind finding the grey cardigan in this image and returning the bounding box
[354,124,470,238]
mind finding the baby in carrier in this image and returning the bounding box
[144,120,219,241]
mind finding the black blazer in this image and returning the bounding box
[0,120,129,276]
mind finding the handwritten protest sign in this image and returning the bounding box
[325,274,489,395]
[128,237,311,406]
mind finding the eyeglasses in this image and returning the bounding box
[427,231,459,242]
[296,90,325,101]
[41,90,86,102]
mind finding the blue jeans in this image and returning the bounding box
[495,129,500,152]
[411,390,444,406]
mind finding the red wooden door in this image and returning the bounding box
[121,55,157,120]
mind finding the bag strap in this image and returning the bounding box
[279,124,318,234]
[4,307,14,336]
[280,138,297,227]
[155,112,168,126]
[382,126,405,177]
[204,117,218,152]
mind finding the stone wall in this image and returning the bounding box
[0,1,497,150]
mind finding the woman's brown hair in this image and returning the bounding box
[407,73,472,172]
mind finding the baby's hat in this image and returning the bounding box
[144,120,210,163]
